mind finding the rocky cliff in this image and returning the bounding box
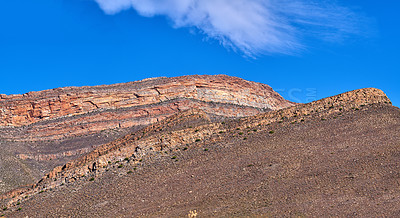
[0,75,294,141]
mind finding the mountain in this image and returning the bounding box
[0,75,294,194]
[1,84,399,217]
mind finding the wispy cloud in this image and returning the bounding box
[94,0,364,57]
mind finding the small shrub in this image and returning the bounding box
[124,157,129,161]
[236,128,240,130]
[115,161,120,164]
[253,129,257,132]
[238,132,244,135]
[204,148,209,151]
[278,121,283,123]
[195,139,201,142]
[339,108,343,111]
[194,129,199,132]
[243,137,247,140]
[108,161,111,164]
[183,147,188,151]
[39,190,44,193]
[221,122,226,124]
[17,207,21,211]
[171,156,177,159]
[127,170,133,174]
[139,159,143,162]
[269,131,274,134]
[219,131,224,134]
[247,164,254,167]
[301,119,305,122]
[118,165,123,168]
[189,126,193,128]
[2,207,7,211]
[89,177,95,181]
[321,118,326,121]
[133,167,137,170]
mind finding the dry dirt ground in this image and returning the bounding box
[2,103,400,217]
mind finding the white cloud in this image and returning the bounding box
[94,0,363,57]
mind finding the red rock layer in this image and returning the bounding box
[0,75,294,127]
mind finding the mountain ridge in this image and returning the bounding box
[1,87,393,207]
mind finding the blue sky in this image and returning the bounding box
[0,0,399,106]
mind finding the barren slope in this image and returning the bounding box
[2,88,399,217]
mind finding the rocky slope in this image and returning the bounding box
[0,75,294,194]
[1,87,397,217]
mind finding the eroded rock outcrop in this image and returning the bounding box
[0,75,294,142]
[0,75,293,127]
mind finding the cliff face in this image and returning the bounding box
[0,75,293,127]
[0,75,294,141]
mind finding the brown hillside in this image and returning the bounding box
[2,87,398,217]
